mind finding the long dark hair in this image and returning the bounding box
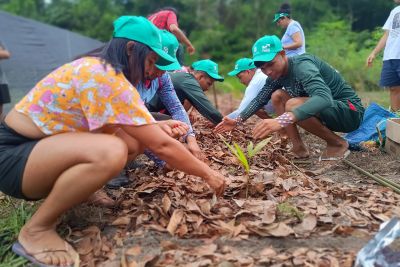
[79,38,152,85]
[278,3,291,18]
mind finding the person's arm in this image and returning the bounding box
[182,79,223,125]
[366,31,389,67]
[122,123,225,196]
[169,24,195,55]
[291,62,334,121]
[0,47,10,59]
[283,31,303,50]
[237,78,280,122]
[227,74,267,119]
[158,74,194,138]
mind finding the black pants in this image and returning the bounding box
[0,121,38,199]
[0,83,10,104]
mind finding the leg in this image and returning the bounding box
[271,90,309,158]
[389,86,400,112]
[255,109,271,119]
[285,98,349,158]
[19,133,128,266]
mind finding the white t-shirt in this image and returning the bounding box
[383,5,400,60]
[228,69,274,119]
[281,20,306,57]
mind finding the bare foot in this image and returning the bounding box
[321,139,349,159]
[290,144,310,159]
[86,190,115,207]
[18,224,78,266]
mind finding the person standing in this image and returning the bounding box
[148,6,195,64]
[273,3,305,57]
[0,42,11,119]
[366,0,400,113]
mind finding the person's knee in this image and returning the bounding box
[285,98,304,111]
[271,89,287,106]
[90,136,128,174]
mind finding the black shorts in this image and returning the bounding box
[0,83,11,104]
[0,121,38,199]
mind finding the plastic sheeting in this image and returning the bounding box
[0,10,103,112]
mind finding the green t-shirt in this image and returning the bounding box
[147,72,223,124]
[239,54,364,121]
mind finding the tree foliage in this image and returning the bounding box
[0,0,396,90]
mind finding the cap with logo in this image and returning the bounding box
[252,35,283,64]
[273,12,289,23]
[228,58,256,76]
[156,30,181,71]
[192,59,224,81]
[113,16,174,66]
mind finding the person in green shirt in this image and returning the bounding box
[147,59,224,125]
[217,35,364,160]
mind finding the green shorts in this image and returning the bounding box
[318,99,364,133]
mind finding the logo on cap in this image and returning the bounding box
[235,64,238,70]
[163,47,169,53]
[262,44,271,53]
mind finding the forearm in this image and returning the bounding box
[292,95,333,121]
[150,138,209,177]
[159,82,194,137]
[283,41,302,50]
[371,31,389,56]
[170,25,193,48]
[123,124,209,177]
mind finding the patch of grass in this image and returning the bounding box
[358,90,390,108]
[0,197,35,267]
[277,202,304,221]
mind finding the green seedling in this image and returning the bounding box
[219,135,271,198]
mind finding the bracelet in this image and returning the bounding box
[275,112,294,128]
[235,116,244,126]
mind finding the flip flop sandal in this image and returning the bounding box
[12,241,79,267]
[319,149,350,162]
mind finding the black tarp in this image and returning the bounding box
[0,10,103,112]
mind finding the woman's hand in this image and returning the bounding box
[204,170,226,197]
[366,52,376,67]
[158,120,189,138]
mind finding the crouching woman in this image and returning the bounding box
[0,16,225,267]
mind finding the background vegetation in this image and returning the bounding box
[0,0,396,98]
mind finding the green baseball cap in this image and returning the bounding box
[228,58,256,76]
[156,30,181,71]
[272,12,289,23]
[252,35,283,64]
[192,59,224,81]
[113,16,174,66]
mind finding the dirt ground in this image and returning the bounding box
[57,94,400,267]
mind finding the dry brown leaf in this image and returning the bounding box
[167,209,184,235]
[162,194,171,214]
[293,214,317,235]
[112,216,131,226]
[125,245,141,256]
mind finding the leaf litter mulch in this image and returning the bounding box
[61,96,400,267]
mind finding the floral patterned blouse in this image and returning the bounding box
[15,57,155,135]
